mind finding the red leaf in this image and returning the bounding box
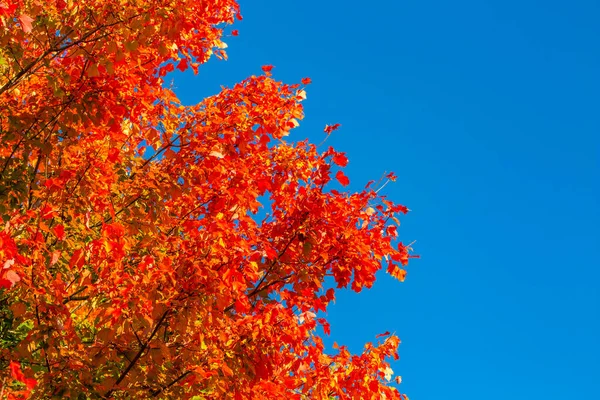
[332,153,348,167]
[301,77,312,85]
[176,58,188,72]
[376,331,391,338]
[325,288,335,301]
[234,297,249,313]
[324,123,341,134]
[320,319,331,335]
[394,204,409,214]
[158,63,175,76]
[18,14,34,33]
[69,249,85,270]
[107,147,120,163]
[261,65,273,73]
[264,246,278,260]
[41,204,55,220]
[9,361,24,381]
[255,356,270,380]
[53,224,66,240]
[231,29,239,36]
[24,377,37,390]
[386,225,398,237]
[0,2,18,17]
[335,171,350,187]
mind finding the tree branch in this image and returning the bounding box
[105,310,170,398]
[150,370,191,397]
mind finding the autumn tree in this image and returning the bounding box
[0,0,416,398]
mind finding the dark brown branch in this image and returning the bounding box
[105,310,170,398]
[224,273,294,314]
[150,370,191,397]
[62,286,89,305]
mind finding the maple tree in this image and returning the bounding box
[0,0,417,398]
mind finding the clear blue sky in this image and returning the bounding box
[172,0,599,398]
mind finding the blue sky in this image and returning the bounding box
[172,0,599,398]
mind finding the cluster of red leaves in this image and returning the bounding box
[0,231,25,289]
[2,361,37,399]
[0,0,417,398]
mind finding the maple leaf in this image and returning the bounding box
[3,270,20,286]
[335,170,350,186]
[386,225,398,237]
[387,263,407,282]
[332,152,349,167]
[9,361,25,381]
[53,224,66,240]
[176,58,188,71]
[0,2,17,17]
[231,29,239,36]
[324,123,341,134]
[18,14,34,33]
[301,77,312,85]
[50,251,60,265]
[107,147,120,162]
[40,204,55,220]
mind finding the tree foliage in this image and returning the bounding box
[0,0,416,398]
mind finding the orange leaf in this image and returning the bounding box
[0,0,419,394]
[221,363,234,377]
[50,251,60,266]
